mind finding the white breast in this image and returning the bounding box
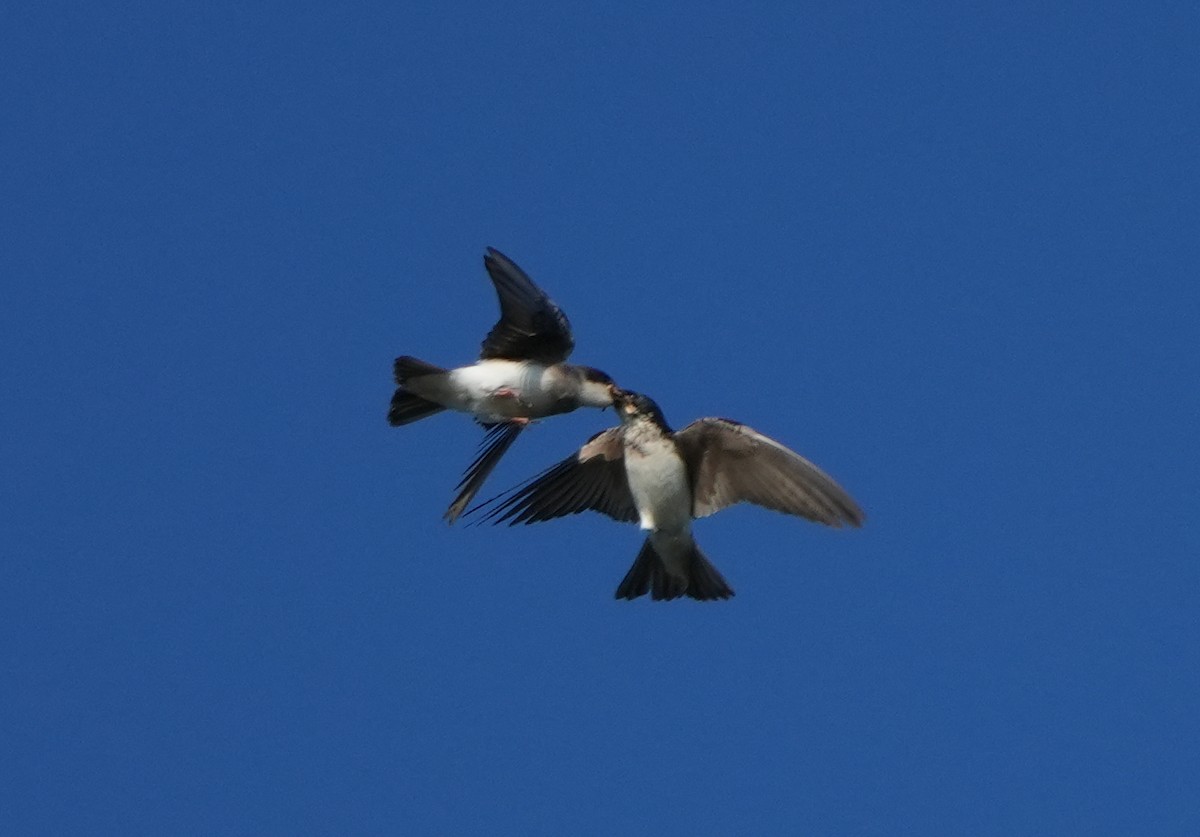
[447,360,558,420]
[623,430,692,533]
[451,360,528,395]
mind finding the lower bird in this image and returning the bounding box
[476,389,864,600]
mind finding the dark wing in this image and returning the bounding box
[474,428,638,525]
[675,418,864,527]
[443,422,525,524]
[478,248,575,364]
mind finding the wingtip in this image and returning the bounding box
[839,499,867,528]
[442,499,467,526]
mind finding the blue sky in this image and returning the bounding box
[4,2,1198,834]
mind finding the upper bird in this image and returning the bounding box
[476,389,863,601]
[388,247,617,523]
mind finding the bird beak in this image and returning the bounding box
[609,387,638,417]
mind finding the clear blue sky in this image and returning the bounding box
[4,2,1198,834]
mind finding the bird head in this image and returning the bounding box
[613,388,671,431]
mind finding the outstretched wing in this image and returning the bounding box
[474,428,638,525]
[478,248,574,364]
[675,418,864,527]
[442,422,525,524]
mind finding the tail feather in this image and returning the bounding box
[615,539,657,600]
[388,388,446,426]
[615,538,734,602]
[685,547,735,601]
[394,355,448,384]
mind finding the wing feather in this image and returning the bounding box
[473,428,638,525]
[478,248,574,363]
[442,422,524,524]
[675,419,864,527]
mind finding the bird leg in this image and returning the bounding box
[490,386,535,413]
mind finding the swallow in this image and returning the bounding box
[388,248,617,523]
[476,389,863,600]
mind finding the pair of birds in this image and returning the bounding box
[388,248,863,600]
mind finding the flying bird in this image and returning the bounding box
[388,248,617,523]
[476,389,863,600]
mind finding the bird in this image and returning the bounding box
[388,247,618,523]
[474,388,863,600]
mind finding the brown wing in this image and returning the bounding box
[474,428,638,525]
[675,418,864,527]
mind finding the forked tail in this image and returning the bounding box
[393,356,447,384]
[387,356,449,426]
[615,538,734,601]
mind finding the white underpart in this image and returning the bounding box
[623,429,692,534]
[620,419,697,581]
[444,360,560,421]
